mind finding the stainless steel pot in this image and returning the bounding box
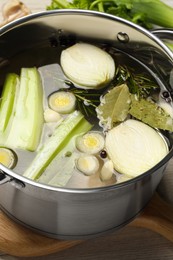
[0,10,173,240]
[151,28,173,205]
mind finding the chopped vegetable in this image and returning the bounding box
[0,147,16,169]
[100,160,114,181]
[0,73,19,133]
[47,0,173,29]
[105,119,169,177]
[129,94,173,131]
[44,108,62,123]
[23,111,92,180]
[60,43,115,89]
[48,91,76,114]
[5,68,44,151]
[39,146,79,187]
[96,84,131,130]
[76,155,99,175]
[76,131,105,154]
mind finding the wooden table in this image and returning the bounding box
[0,0,173,259]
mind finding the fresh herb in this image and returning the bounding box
[59,86,101,117]
[47,0,173,29]
[72,88,101,116]
[114,65,159,98]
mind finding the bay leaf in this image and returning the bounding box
[129,95,173,131]
[96,84,130,129]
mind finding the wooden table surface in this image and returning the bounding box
[0,0,173,259]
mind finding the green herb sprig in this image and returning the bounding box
[60,83,101,117]
[114,65,159,98]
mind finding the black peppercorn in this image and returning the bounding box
[162,91,170,98]
[100,150,107,159]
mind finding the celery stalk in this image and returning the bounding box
[38,118,92,186]
[6,68,44,151]
[131,0,173,28]
[47,0,173,29]
[0,73,19,133]
[23,111,92,180]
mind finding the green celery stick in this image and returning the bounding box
[38,119,91,186]
[0,73,19,133]
[23,111,92,180]
[5,68,44,151]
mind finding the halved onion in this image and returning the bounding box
[105,119,169,177]
[60,43,115,89]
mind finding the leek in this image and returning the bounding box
[5,68,44,151]
[47,0,173,29]
[23,111,92,180]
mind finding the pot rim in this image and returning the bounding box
[0,9,173,193]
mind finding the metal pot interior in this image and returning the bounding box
[0,10,173,190]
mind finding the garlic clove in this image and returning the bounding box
[100,160,114,181]
[0,0,30,27]
[44,108,62,123]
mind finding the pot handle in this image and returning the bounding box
[0,170,12,185]
[151,29,173,39]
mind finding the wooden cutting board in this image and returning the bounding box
[0,193,173,257]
